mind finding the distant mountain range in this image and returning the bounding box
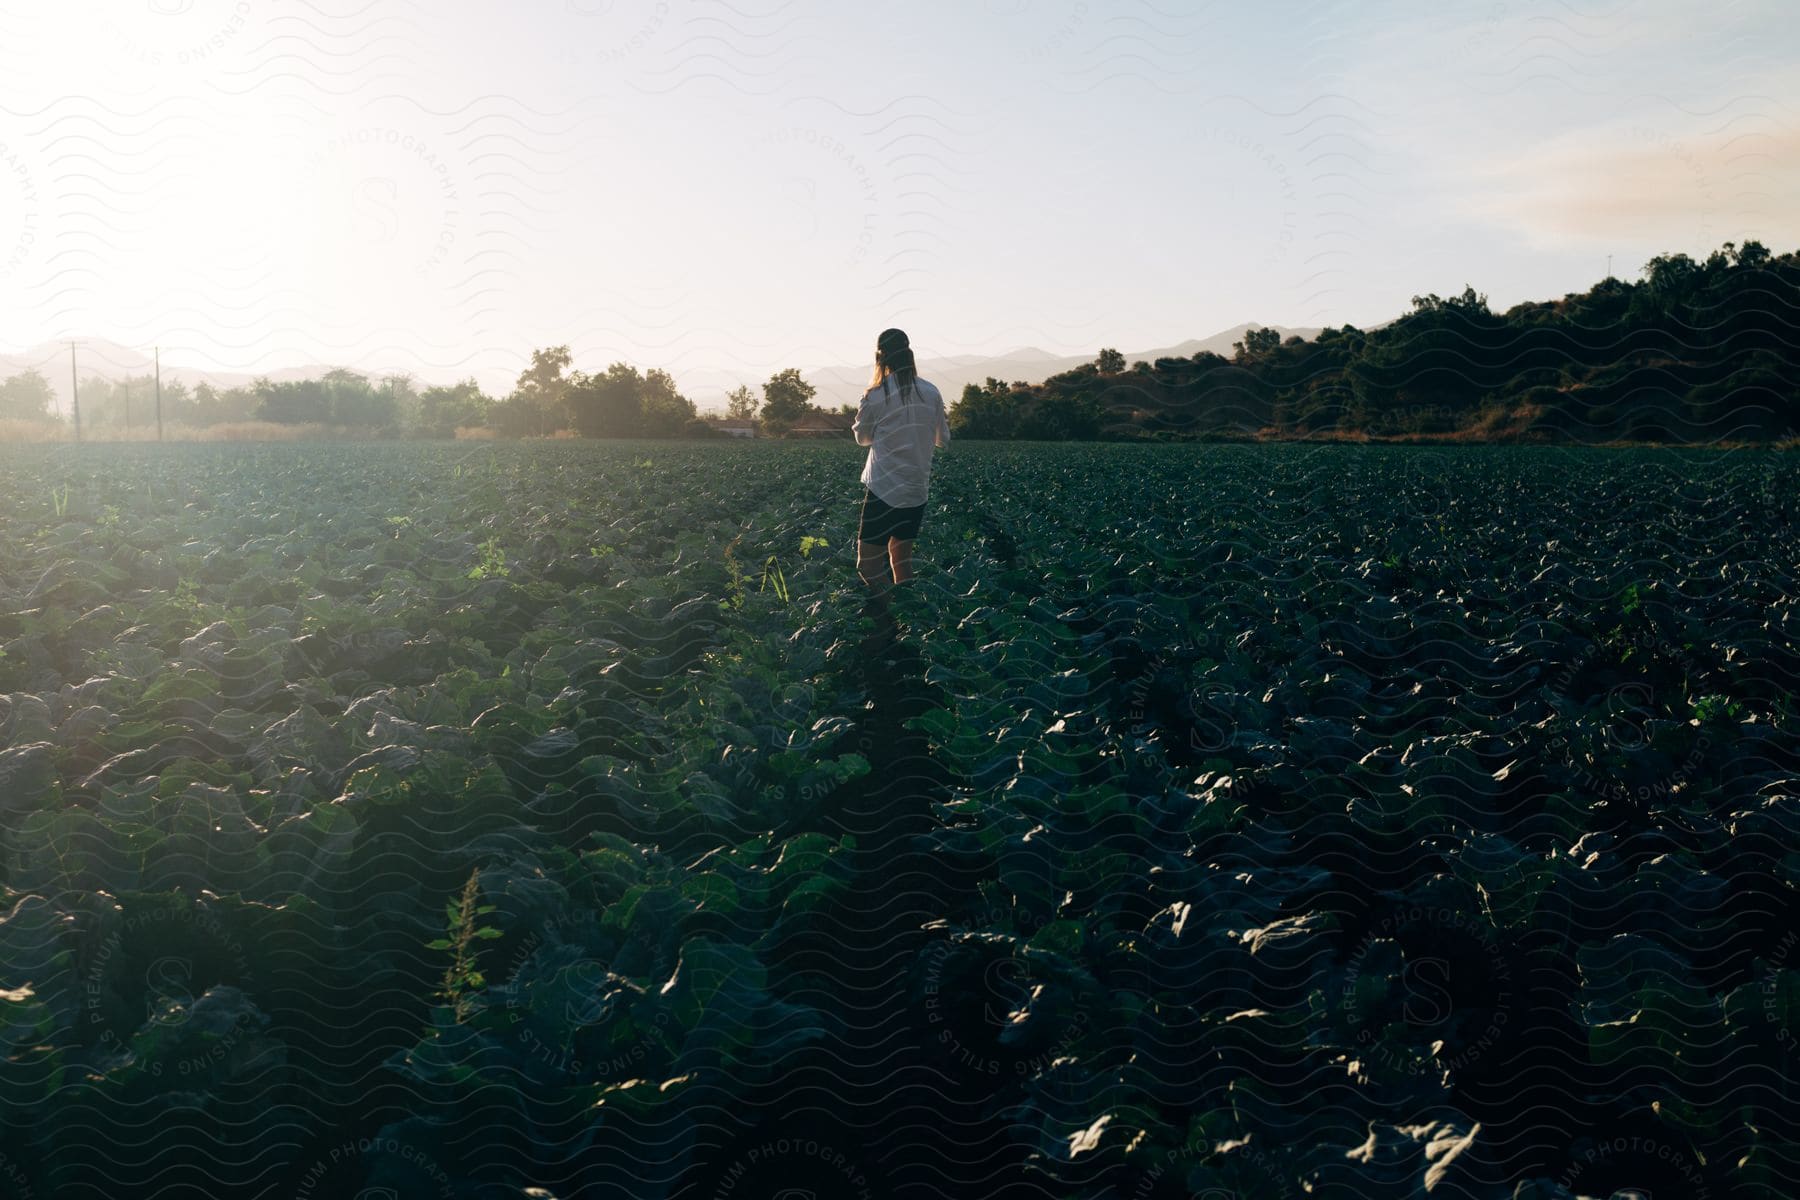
[0,324,1327,418]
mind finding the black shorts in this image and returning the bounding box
[858,487,925,543]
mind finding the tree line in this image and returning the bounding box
[949,240,1800,443]
[0,347,850,439]
[8,241,1793,443]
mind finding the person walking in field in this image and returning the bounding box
[853,328,950,595]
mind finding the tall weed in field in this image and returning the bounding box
[429,869,502,1022]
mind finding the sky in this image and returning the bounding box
[2,0,1797,409]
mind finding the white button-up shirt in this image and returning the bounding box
[853,375,950,509]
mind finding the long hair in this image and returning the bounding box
[868,327,919,402]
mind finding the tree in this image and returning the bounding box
[222,384,258,423]
[157,378,193,425]
[106,373,159,430]
[414,379,493,438]
[489,391,538,438]
[760,368,815,429]
[1733,240,1771,269]
[515,345,573,436]
[256,376,332,425]
[725,384,758,420]
[1019,387,1103,440]
[1233,327,1282,361]
[567,362,645,438]
[0,368,56,421]
[322,368,396,429]
[1095,347,1126,374]
[378,373,420,431]
[949,377,1024,439]
[1409,286,1489,317]
[640,368,697,436]
[71,375,117,427]
[191,381,223,424]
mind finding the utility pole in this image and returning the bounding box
[155,346,163,442]
[1606,254,1613,280]
[68,341,82,443]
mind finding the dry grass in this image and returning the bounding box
[192,422,385,442]
[453,426,499,440]
[0,421,396,443]
[0,418,65,443]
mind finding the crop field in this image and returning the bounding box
[1,440,1797,1199]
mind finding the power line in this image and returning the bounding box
[68,341,83,443]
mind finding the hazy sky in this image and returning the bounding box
[2,0,1796,407]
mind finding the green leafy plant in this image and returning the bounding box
[1691,693,1744,724]
[723,533,748,611]
[468,536,509,579]
[169,576,205,623]
[51,483,70,517]
[759,555,789,602]
[428,868,502,1022]
[799,535,829,559]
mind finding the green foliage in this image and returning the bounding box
[949,241,1800,443]
[0,439,1790,1198]
[253,367,401,429]
[560,361,697,438]
[413,378,494,438]
[760,367,816,426]
[758,555,789,602]
[0,367,56,420]
[1690,693,1744,723]
[1232,325,1282,360]
[512,345,573,436]
[639,368,698,436]
[949,377,1028,439]
[725,384,759,420]
[429,868,502,1022]
[468,536,509,579]
[721,532,748,611]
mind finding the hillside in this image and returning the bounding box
[946,242,1800,444]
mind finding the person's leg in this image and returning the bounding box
[857,490,894,593]
[858,538,891,591]
[888,537,914,584]
[887,503,924,585]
